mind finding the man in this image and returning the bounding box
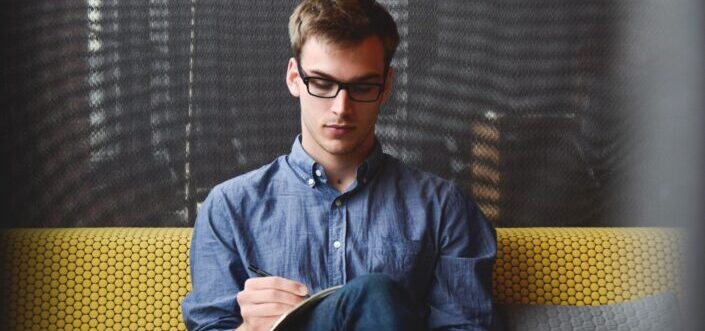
[182,1,496,330]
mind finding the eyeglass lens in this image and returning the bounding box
[306,78,382,102]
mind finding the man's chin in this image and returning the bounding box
[307,133,373,159]
[322,144,356,156]
[320,139,363,156]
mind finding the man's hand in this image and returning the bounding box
[235,276,309,331]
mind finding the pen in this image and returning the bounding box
[247,264,273,277]
[247,264,310,298]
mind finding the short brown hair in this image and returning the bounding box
[289,0,400,68]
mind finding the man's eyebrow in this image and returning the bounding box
[308,69,383,83]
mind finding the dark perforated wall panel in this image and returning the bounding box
[0,0,660,227]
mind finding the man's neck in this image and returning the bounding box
[319,155,360,193]
[301,137,375,193]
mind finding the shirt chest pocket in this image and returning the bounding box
[368,240,434,287]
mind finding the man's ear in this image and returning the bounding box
[286,57,301,98]
[380,66,394,105]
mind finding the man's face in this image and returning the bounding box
[286,35,393,161]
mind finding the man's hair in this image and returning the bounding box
[289,0,400,68]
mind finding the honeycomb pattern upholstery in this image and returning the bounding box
[498,292,682,330]
[493,228,682,305]
[0,227,682,330]
[1,228,192,331]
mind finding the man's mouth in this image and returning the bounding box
[324,124,354,137]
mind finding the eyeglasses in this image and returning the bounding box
[296,61,385,103]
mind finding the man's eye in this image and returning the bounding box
[310,79,336,90]
[350,85,377,94]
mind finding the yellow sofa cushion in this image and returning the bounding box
[0,227,682,331]
[1,228,192,331]
[493,228,682,306]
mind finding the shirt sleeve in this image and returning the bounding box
[181,185,246,331]
[426,186,497,331]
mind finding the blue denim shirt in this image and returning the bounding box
[182,136,497,331]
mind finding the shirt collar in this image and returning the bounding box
[358,138,383,183]
[288,135,318,184]
[287,135,384,187]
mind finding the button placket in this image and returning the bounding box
[332,199,343,251]
[327,196,347,284]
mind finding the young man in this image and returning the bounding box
[182,1,496,330]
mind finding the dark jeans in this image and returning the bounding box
[284,274,427,331]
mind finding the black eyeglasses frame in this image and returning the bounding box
[295,60,387,103]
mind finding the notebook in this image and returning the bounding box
[269,285,343,331]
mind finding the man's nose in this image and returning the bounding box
[331,88,352,116]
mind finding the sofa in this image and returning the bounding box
[0,228,682,330]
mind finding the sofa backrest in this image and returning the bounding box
[0,228,682,330]
[493,228,682,305]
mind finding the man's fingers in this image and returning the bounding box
[240,302,296,318]
[238,288,306,306]
[238,276,309,328]
[244,276,309,296]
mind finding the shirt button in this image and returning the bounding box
[333,241,341,249]
[334,199,342,207]
[307,178,315,187]
[315,170,322,177]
